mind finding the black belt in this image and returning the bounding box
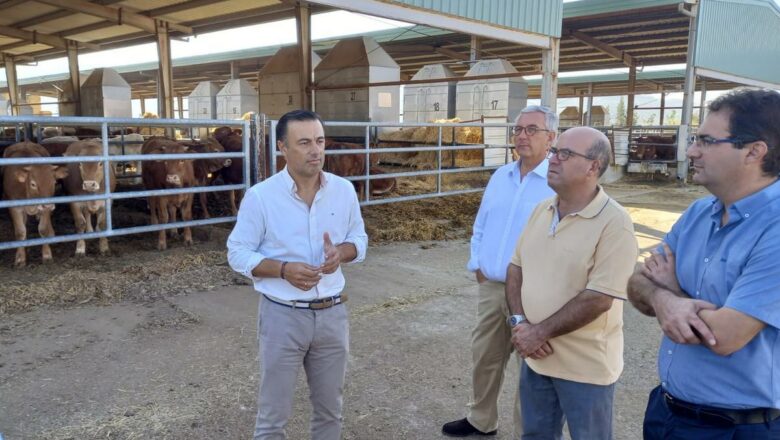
[664,392,780,426]
[263,293,347,310]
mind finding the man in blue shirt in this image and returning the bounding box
[628,88,780,439]
[442,106,557,437]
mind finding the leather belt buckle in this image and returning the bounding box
[310,297,334,310]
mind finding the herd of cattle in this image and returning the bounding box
[0,127,397,268]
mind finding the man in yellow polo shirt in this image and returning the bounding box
[505,126,638,439]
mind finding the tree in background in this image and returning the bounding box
[616,96,627,125]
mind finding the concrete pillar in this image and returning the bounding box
[3,55,19,116]
[155,20,174,119]
[470,36,482,65]
[62,40,81,116]
[541,38,560,112]
[626,63,637,127]
[698,80,707,125]
[659,92,666,125]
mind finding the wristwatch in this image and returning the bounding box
[507,314,527,327]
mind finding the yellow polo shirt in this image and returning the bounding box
[510,186,638,385]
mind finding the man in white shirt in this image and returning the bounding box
[442,106,557,438]
[227,109,368,440]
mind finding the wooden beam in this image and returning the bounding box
[0,24,100,50]
[567,29,634,66]
[35,0,193,35]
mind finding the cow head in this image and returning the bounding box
[163,144,191,188]
[13,164,67,215]
[64,141,107,193]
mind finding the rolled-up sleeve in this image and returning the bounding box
[227,189,267,279]
[343,191,368,264]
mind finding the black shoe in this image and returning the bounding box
[441,418,497,437]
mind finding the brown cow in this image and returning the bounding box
[2,142,68,267]
[630,135,677,161]
[182,137,232,219]
[214,127,244,215]
[324,140,396,199]
[40,136,79,157]
[62,140,117,256]
[141,138,195,251]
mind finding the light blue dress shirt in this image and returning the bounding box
[227,167,368,301]
[660,179,780,409]
[467,159,554,282]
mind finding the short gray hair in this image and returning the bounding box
[587,135,612,177]
[515,105,559,132]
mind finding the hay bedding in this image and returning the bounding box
[0,171,486,314]
[376,118,485,169]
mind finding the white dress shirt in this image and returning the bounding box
[467,159,554,282]
[227,167,368,301]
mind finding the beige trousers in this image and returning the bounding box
[467,280,523,437]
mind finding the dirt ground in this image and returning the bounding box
[0,179,708,440]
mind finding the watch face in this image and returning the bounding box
[510,315,526,326]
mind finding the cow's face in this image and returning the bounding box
[204,141,230,173]
[279,119,325,180]
[14,164,67,215]
[78,161,105,192]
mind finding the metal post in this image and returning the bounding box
[437,126,442,193]
[243,119,251,191]
[4,56,19,116]
[626,63,637,127]
[270,120,278,176]
[541,37,560,112]
[470,36,482,65]
[586,83,594,126]
[177,95,184,119]
[578,93,585,126]
[155,20,174,120]
[363,125,370,202]
[677,1,699,181]
[659,92,666,125]
[65,40,81,116]
[295,3,313,110]
[698,80,707,126]
[101,122,113,233]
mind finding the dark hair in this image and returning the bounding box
[708,88,780,176]
[276,109,323,143]
[587,135,612,177]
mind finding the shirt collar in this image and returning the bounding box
[280,166,328,196]
[509,158,549,180]
[710,178,780,222]
[546,185,610,219]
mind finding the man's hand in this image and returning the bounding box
[475,269,487,284]
[642,243,683,295]
[651,289,717,346]
[511,323,553,359]
[285,262,322,291]
[319,232,341,275]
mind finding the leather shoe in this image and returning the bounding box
[441,418,497,437]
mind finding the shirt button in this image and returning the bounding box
[704,258,709,263]
[696,291,700,296]
[744,213,750,218]
[662,381,667,387]
[667,350,673,355]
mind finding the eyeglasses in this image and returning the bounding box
[547,146,595,161]
[512,125,551,136]
[687,134,756,148]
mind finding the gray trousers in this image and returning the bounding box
[254,296,349,440]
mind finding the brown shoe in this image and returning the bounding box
[441,418,497,437]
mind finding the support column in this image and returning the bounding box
[626,62,637,127]
[586,83,594,126]
[295,3,312,110]
[659,92,666,125]
[155,20,174,119]
[469,36,482,65]
[677,2,698,180]
[698,80,707,125]
[578,93,584,125]
[541,37,559,112]
[177,95,184,119]
[64,40,81,116]
[230,61,240,80]
[140,97,146,115]
[4,55,19,116]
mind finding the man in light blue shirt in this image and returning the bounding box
[443,106,557,438]
[628,88,780,439]
[227,109,367,440]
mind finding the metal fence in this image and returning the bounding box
[266,120,516,206]
[0,115,252,252]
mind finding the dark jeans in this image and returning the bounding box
[643,386,780,440]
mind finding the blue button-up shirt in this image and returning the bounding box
[467,159,554,282]
[659,179,780,409]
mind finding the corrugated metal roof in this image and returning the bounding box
[695,0,780,87]
[384,0,563,37]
